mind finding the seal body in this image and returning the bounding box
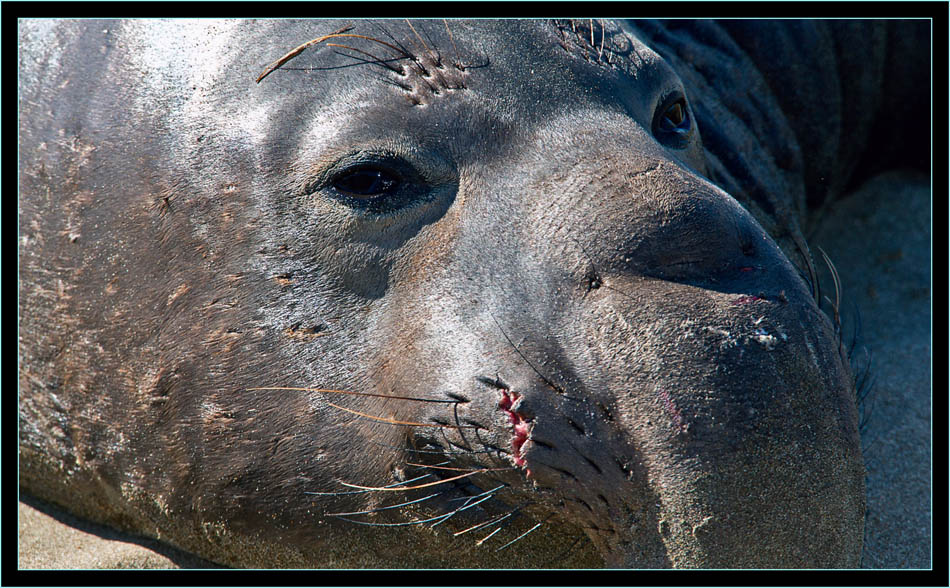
[18,19,926,568]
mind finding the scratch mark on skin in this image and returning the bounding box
[731,294,764,305]
[657,388,687,434]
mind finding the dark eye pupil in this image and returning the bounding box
[665,103,684,126]
[334,169,398,197]
[659,101,689,133]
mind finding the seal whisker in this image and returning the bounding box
[325,492,443,516]
[371,22,414,57]
[448,439,499,455]
[599,19,606,62]
[443,19,466,72]
[453,510,517,536]
[331,513,460,527]
[420,447,497,455]
[472,505,531,546]
[446,483,507,504]
[475,526,505,545]
[495,520,544,552]
[467,426,513,470]
[854,347,877,433]
[448,395,476,451]
[489,313,568,396]
[324,43,405,74]
[846,299,863,362]
[417,20,445,66]
[429,492,499,527]
[404,462,513,473]
[366,438,498,455]
[405,20,453,90]
[370,22,429,79]
[376,75,415,93]
[817,246,842,337]
[410,459,453,468]
[257,31,411,84]
[322,399,481,429]
[405,19,433,58]
[793,236,821,303]
[402,20,432,77]
[248,386,461,403]
[255,24,354,83]
[337,469,489,492]
[304,473,434,496]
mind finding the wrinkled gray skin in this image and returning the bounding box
[18,19,928,568]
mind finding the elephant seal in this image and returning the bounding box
[18,19,928,568]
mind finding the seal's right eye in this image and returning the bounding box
[332,167,400,198]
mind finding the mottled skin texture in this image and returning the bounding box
[18,19,928,568]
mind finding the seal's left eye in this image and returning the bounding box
[652,95,693,148]
[659,101,688,133]
[333,168,400,198]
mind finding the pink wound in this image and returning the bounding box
[657,388,687,434]
[499,389,531,468]
[731,294,764,305]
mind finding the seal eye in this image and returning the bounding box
[660,102,687,132]
[333,168,400,198]
[652,95,693,148]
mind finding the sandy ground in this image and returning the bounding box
[809,170,932,569]
[17,171,932,570]
[17,494,218,570]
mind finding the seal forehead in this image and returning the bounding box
[243,19,694,182]
[121,19,242,102]
[118,20,264,156]
[253,20,660,123]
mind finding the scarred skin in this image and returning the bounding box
[18,19,927,568]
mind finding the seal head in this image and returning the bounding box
[18,19,865,567]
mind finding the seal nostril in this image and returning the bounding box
[586,273,602,291]
[616,458,633,479]
[596,401,614,422]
